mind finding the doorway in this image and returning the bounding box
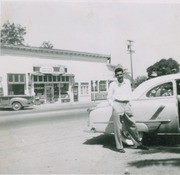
[45,85,54,103]
[73,86,79,102]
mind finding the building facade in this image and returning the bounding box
[0,45,113,104]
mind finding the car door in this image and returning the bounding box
[0,96,10,106]
[176,79,180,130]
[131,80,179,134]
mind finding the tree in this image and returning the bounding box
[40,41,53,49]
[147,58,179,78]
[1,21,26,45]
[134,76,147,88]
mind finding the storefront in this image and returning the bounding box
[0,44,112,104]
[31,65,74,103]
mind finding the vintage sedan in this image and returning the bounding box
[86,73,180,145]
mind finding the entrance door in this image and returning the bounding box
[73,86,78,102]
[45,85,54,103]
[54,84,59,102]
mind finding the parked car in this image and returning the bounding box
[0,95,34,111]
[86,73,180,145]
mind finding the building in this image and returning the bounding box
[0,45,113,104]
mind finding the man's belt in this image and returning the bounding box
[114,99,129,103]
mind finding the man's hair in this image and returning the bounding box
[114,67,124,74]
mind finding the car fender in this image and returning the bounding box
[136,120,171,133]
[10,98,27,106]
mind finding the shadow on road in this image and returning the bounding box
[143,134,180,146]
[128,158,180,168]
[135,135,180,155]
[0,107,34,111]
[83,134,129,152]
[130,135,180,168]
[84,134,180,168]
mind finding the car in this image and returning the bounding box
[0,95,34,111]
[86,73,180,145]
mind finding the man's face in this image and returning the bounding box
[115,71,124,83]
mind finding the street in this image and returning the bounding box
[0,106,180,174]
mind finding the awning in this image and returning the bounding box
[30,72,75,77]
[51,73,63,76]
[30,72,45,76]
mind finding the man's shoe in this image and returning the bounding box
[137,145,149,150]
[118,149,126,153]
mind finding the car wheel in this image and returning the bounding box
[12,102,22,111]
[120,130,144,145]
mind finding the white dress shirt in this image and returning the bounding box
[107,79,132,105]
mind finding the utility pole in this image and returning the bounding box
[127,40,135,89]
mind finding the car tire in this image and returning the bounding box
[12,102,22,111]
[120,130,144,145]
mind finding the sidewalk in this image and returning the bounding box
[33,100,104,110]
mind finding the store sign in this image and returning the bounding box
[39,66,65,74]
[40,67,53,73]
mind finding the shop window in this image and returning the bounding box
[34,76,38,82]
[60,83,69,98]
[146,82,173,98]
[99,81,107,91]
[66,76,69,81]
[91,80,98,92]
[8,84,25,95]
[8,74,25,84]
[8,74,13,82]
[81,83,89,95]
[34,84,45,96]
[62,76,65,81]
[53,67,60,72]
[44,75,48,82]
[20,74,25,82]
[48,75,52,82]
[7,74,26,95]
[53,76,57,82]
[33,66,40,72]
[57,76,61,82]
[39,76,43,82]
[14,74,19,82]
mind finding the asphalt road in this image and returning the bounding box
[0,107,180,174]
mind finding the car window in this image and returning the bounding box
[146,82,173,98]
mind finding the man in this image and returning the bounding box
[107,66,149,153]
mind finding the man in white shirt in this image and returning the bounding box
[107,66,148,153]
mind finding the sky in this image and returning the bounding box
[1,0,180,78]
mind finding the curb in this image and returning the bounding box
[33,100,104,110]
